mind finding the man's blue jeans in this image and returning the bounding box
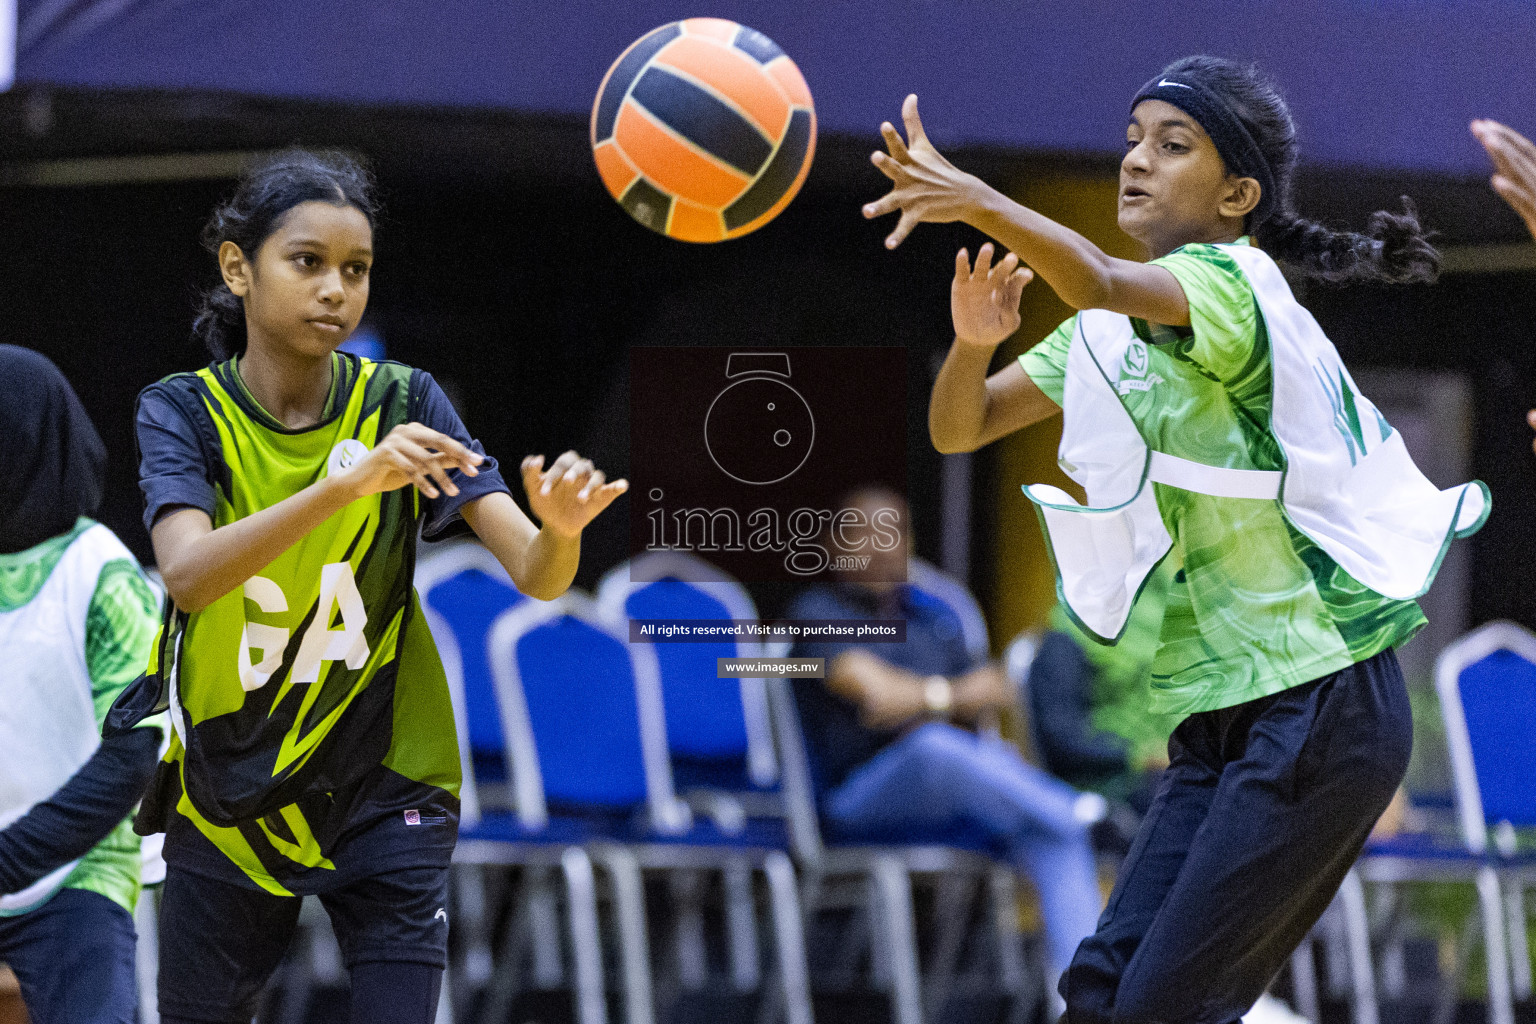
[823,722,1103,980]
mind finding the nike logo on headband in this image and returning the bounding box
[1157,79,1192,89]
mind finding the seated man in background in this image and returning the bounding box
[1027,560,1181,817]
[786,485,1104,995]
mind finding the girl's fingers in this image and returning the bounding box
[412,472,440,500]
[885,210,918,249]
[900,94,927,147]
[425,459,459,498]
[880,121,911,163]
[560,459,596,489]
[988,250,1018,286]
[1007,267,1034,305]
[540,451,580,495]
[863,190,905,218]
[400,423,482,471]
[391,437,460,480]
[1492,175,1536,223]
[591,479,629,511]
[1484,130,1536,191]
[576,469,606,501]
[869,149,908,184]
[954,247,972,281]
[1494,138,1536,189]
[973,242,995,280]
[1487,120,1536,164]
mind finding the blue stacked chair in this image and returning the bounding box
[416,537,529,820]
[414,539,530,1021]
[1356,621,1536,1024]
[764,558,1038,1024]
[596,552,790,1008]
[472,592,813,1024]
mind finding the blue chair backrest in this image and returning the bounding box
[624,580,749,758]
[419,549,527,758]
[1437,621,1536,848]
[598,553,778,789]
[907,558,990,662]
[487,596,688,830]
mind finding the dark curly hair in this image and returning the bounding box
[193,149,379,359]
[1156,55,1439,286]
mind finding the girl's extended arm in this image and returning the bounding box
[930,244,1060,453]
[460,451,628,602]
[864,95,1190,327]
[153,422,485,613]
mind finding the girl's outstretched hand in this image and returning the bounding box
[953,243,1034,347]
[863,94,991,249]
[1472,119,1536,241]
[522,451,628,539]
[335,422,483,500]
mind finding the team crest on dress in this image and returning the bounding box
[1115,340,1164,395]
[326,438,370,477]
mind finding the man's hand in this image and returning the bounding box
[952,243,1034,348]
[521,450,628,539]
[863,94,995,249]
[1472,119,1536,241]
[951,665,1015,719]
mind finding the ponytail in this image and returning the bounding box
[1151,56,1440,287]
[192,284,247,361]
[1257,197,1439,286]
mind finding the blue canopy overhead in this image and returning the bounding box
[9,0,1536,176]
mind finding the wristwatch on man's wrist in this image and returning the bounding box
[923,675,954,718]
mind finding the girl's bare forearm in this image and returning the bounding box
[156,475,358,612]
[969,191,1119,310]
[930,341,1000,453]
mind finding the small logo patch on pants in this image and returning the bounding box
[404,809,448,826]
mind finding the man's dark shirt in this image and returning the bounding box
[787,583,976,800]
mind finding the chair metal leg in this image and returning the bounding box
[1290,936,1320,1024]
[1504,877,1531,1001]
[990,867,1038,1024]
[1432,911,1478,1024]
[135,886,160,1024]
[871,855,924,1024]
[669,869,709,991]
[923,872,976,1023]
[1477,864,1515,1024]
[1321,901,1352,1000]
[437,969,456,1024]
[478,877,529,1024]
[453,864,496,991]
[529,865,566,989]
[563,848,609,1024]
[1373,885,1407,1001]
[764,851,814,1024]
[593,846,657,1024]
[725,856,763,993]
[1338,869,1380,1024]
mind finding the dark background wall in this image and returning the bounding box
[14,0,1536,174]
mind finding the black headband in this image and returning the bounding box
[1131,74,1277,227]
